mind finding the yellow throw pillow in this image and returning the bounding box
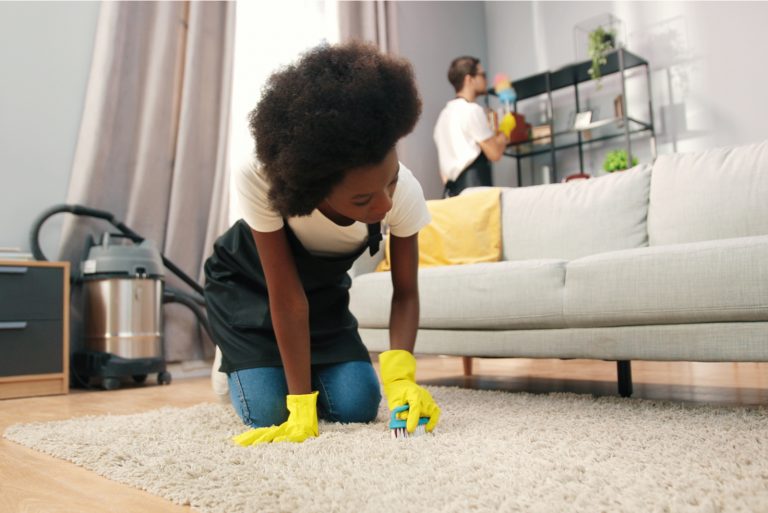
[376,188,502,271]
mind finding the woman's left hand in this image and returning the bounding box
[380,349,441,433]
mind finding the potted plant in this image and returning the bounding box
[603,149,637,172]
[588,26,616,87]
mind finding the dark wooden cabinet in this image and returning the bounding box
[0,260,69,399]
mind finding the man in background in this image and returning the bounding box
[433,56,509,197]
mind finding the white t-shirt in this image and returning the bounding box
[433,98,494,183]
[234,160,431,257]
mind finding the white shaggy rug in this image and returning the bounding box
[4,386,768,513]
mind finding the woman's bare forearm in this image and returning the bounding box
[251,227,312,395]
[389,291,419,353]
[388,233,420,353]
[270,296,312,394]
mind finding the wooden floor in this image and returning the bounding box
[2,356,767,512]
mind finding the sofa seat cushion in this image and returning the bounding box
[350,259,568,330]
[564,235,768,327]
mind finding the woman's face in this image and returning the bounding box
[323,148,400,225]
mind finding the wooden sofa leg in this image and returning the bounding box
[617,360,633,397]
[462,357,473,377]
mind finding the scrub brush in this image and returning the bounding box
[389,404,429,439]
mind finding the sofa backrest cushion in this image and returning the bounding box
[647,140,768,246]
[501,164,651,261]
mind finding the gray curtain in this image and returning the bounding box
[338,0,397,52]
[60,1,234,361]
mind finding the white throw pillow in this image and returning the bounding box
[501,165,651,261]
[648,140,768,246]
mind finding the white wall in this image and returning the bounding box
[0,1,100,255]
[485,1,768,183]
[394,1,488,199]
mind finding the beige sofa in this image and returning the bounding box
[349,140,768,396]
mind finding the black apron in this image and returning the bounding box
[444,152,492,198]
[203,219,382,374]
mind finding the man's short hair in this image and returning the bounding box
[447,56,480,93]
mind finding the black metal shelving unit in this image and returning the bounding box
[488,48,657,185]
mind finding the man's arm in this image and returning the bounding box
[251,227,311,394]
[478,132,509,162]
[388,232,420,352]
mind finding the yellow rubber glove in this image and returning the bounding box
[499,111,517,139]
[232,391,319,446]
[380,350,440,433]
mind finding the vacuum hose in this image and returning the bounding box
[163,287,212,339]
[30,204,204,297]
[31,204,116,258]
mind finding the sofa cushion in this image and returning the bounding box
[376,188,501,272]
[563,235,768,327]
[350,259,568,330]
[648,140,768,246]
[501,164,651,261]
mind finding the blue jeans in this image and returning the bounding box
[228,361,382,428]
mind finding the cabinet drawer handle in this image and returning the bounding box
[0,322,28,330]
[0,266,28,274]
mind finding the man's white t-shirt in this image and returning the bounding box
[234,160,431,257]
[433,98,494,183]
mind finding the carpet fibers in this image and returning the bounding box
[4,386,768,513]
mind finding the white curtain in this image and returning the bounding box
[60,1,235,361]
[337,0,397,51]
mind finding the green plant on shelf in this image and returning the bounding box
[603,149,638,172]
[588,26,616,88]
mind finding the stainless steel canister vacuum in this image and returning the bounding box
[78,233,170,389]
[30,204,210,390]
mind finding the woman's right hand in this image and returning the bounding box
[232,391,319,446]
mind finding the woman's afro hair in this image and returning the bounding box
[249,41,422,217]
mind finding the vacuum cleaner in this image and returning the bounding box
[30,204,211,390]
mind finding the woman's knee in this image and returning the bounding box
[332,385,381,423]
[315,362,382,423]
[228,368,288,428]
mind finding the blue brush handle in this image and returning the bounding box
[389,404,429,429]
